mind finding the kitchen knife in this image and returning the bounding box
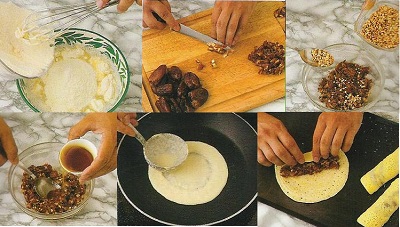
[177,24,219,45]
[151,12,230,50]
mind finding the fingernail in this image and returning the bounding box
[123,115,130,125]
[232,39,237,46]
[173,24,180,31]
[313,156,320,162]
[79,176,87,184]
[96,0,104,8]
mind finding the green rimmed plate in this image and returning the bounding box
[17,28,130,112]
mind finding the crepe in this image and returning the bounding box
[357,178,399,227]
[275,150,349,203]
[360,148,399,194]
[148,141,228,205]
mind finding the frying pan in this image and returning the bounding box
[117,113,257,225]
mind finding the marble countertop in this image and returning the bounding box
[0,113,117,225]
[0,0,143,112]
[285,0,399,113]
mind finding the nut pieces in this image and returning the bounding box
[248,41,285,75]
[360,5,399,49]
[21,164,86,214]
[311,49,334,67]
[207,42,227,54]
[150,65,209,112]
[195,59,205,71]
[318,61,372,110]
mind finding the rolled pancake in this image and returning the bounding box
[148,141,228,205]
[275,150,349,203]
[357,178,399,227]
[360,148,399,194]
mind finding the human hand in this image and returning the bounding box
[69,113,138,183]
[117,112,139,137]
[312,112,363,162]
[142,0,180,31]
[0,118,18,166]
[211,1,257,46]
[257,113,305,167]
[96,0,135,13]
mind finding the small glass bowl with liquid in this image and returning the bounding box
[59,139,97,175]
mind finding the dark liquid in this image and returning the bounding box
[61,146,93,172]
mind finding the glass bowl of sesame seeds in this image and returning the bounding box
[302,43,385,112]
[354,1,399,51]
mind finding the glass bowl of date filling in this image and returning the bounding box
[8,142,94,219]
[302,43,384,112]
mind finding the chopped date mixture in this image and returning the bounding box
[149,65,209,113]
[21,164,86,214]
[318,61,372,110]
[274,6,286,18]
[360,5,399,49]
[248,41,285,75]
[280,155,340,178]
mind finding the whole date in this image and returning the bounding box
[150,65,209,112]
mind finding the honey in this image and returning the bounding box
[60,146,93,172]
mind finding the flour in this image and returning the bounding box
[24,44,121,112]
[0,2,54,80]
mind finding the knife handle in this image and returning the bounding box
[152,12,166,24]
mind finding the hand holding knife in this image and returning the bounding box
[151,12,231,50]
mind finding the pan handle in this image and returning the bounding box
[128,124,147,146]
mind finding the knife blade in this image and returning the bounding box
[178,24,220,45]
[150,12,231,50]
[177,24,231,50]
[152,12,231,50]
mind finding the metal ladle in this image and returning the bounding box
[16,161,61,198]
[292,47,335,67]
[0,141,60,198]
[128,124,188,171]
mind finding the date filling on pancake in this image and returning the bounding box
[275,150,349,203]
[280,155,339,177]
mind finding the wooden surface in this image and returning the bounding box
[258,113,399,227]
[142,1,285,112]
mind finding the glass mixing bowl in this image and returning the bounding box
[354,0,399,51]
[8,142,94,219]
[302,43,384,112]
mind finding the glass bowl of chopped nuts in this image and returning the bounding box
[8,142,94,219]
[354,1,399,51]
[302,43,385,112]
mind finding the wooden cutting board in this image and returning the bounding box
[142,1,285,112]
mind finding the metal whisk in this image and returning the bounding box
[19,0,119,41]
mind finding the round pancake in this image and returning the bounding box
[148,141,228,205]
[275,150,349,203]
